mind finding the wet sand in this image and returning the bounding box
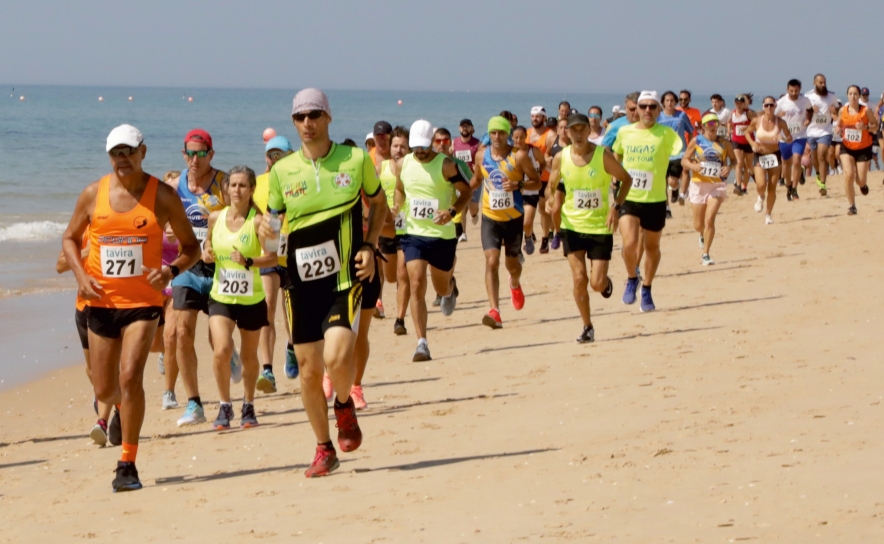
[1,173,883,542]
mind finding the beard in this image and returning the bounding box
[816,85,828,96]
[531,118,544,129]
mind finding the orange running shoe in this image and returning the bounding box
[351,385,367,410]
[304,444,339,478]
[322,373,333,401]
[334,397,363,452]
[482,308,503,329]
[510,277,525,310]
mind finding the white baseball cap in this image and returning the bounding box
[409,120,434,148]
[637,90,660,104]
[530,106,546,116]
[612,105,622,114]
[106,124,143,152]
[365,132,375,142]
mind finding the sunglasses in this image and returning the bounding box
[413,145,432,152]
[184,149,210,158]
[293,110,324,122]
[638,104,659,110]
[735,98,746,102]
[704,120,719,126]
[434,138,451,144]
[266,150,288,161]
[109,146,140,158]
[763,103,776,108]
[588,113,602,119]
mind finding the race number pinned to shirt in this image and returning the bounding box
[788,124,802,135]
[628,170,653,192]
[410,198,439,220]
[394,211,406,231]
[295,240,342,282]
[455,150,472,163]
[814,113,829,125]
[699,162,722,178]
[193,227,208,243]
[717,126,728,137]
[278,232,288,258]
[758,154,779,169]
[100,245,143,278]
[218,268,253,296]
[735,125,748,137]
[844,128,862,143]
[488,190,514,210]
[573,189,601,210]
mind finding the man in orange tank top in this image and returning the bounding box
[62,124,201,492]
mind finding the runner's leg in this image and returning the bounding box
[640,229,663,286]
[483,248,502,310]
[567,251,590,327]
[209,315,236,403]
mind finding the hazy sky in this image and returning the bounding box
[2,0,882,95]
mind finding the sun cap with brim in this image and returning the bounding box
[265,136,293,153]
[487,116,511,134]
[701,113,720,125]
[530,106,546,116]
[292,88,331,116]
[106,124,143,152]
[365,132,375,142]
[567,113,590,127]
[409,120,434,148]
[637,91,660,104]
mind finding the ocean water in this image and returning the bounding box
[1,85,635,296]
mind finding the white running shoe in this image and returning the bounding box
[230,349,243,384]
[162,390,179,410]
[765,214,774,225]
[702,253,714,266]
[754,196,763,213]
[458,233,468,242]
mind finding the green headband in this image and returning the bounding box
[487,116,511,135]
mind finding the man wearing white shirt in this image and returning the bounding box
[776,79,813,200]
[710,94,731,139]
[805,74,839,196]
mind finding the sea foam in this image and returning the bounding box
[0,221,66,242]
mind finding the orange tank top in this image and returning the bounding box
[526,126,550,181]
[85,175,164,309]
[840,105,873,150]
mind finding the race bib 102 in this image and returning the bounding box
[844,128,863,143]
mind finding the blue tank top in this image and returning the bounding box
[177,168,226,275]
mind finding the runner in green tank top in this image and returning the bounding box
[548,114,633,343]
[376,126,411,336]
[393,120,472,362]
[204,166,279,430]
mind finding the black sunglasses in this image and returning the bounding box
[638,104,659,110]
[763,103,776,108]
[109,146,140,157]
[184,149,210,158]
[266,150,288,161]
[293,110,324,122]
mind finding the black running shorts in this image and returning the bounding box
[284,283,362,344]
[619,200,667,233]
[207,299,269,331]
[562,230,614,261]
[481,216,523,257]
[87,306,162,339]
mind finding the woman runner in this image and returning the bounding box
[745,96,792,224]
[839,85,878,215]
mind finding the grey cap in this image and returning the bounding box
[292,88,331,116]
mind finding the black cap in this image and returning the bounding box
[567,113,590,127]
[373,121,392,136]
[459,118,473,127]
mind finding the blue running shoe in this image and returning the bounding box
[622,277,639,305]
[256,368,277,394]
[640,285,656,313]
[285,347,299,379]
[177,400,206,427]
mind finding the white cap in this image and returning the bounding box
[106,124,143,152]
[365,132,375,142]
[637,90,660,104]
[409,120,434,148]
[530,106,546,116]
[612,105,622,114]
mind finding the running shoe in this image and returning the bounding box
[333,396,362,452]
[351,385,367,410]
[440,284,457,316]
[799,173,806,185]
[786,188,793,201]
[158,352,165,375]
[432,294,442,307]
[91,419,108,447]
[665,208,673,219]
[670,188,678,203]
[754,196,763,213]
[471,212,479,225]
[622,277,639,305]
[256,369,277,394]
[539,237,550,254]
[412,341,431,362]
[733,185,741,196]
[393,318,407,336]
[162,390,179,410]
[792,187,799,200]
[848,205,858,216]
[322,373,334,401]
[524,233,535,255]
[816,176,827,196]
[230,349,243,385]
[576,325,595,344]
[240,402,259,428]
[374,300,385,319]
[285,347,299,379]
[860,185,869,196]
[458,232,468,243]
[177,400,206,427]
[510,277,525,310]
[108,408,122,446]
[550,232,561,250]
[304,444,339,478]
[482,309,503,329]
[213,403,234,430]
[778,178,785,186]
[698,235,704,248]
[601,277,613,299]
[112,461,142,492]
[702,253,714,266]
[452,276,459,298]
[640,285,656,313]
[765,214,774,225]
[518,252,525,265]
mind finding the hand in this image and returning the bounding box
[433,210,452,225]
[201,247,215,263]
[721,166,731,179]
[813,105,820,113]
[501,180,520,192]
[256,215,274,239]
[77,275,103,300]
[354,245,375,282]
[144,266,171,291]
[856,122,865,131]
[230,250,245,266]
[605,208,619,233]
[803,119,810,128]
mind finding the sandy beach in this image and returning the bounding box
[1,173,883,542]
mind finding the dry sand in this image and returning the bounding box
[1,173,883,543]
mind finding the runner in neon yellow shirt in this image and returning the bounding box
[612,91,683,312]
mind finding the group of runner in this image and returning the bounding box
[59,77,879,492]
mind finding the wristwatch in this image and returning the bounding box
[613,203,623,212]
[169,265,180,278]
[448,207,457,218]
[244,258,254,270]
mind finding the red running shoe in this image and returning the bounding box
[510,277,525,310]
[482,308,503,329]
[334,397,363,452]
[304,444,340,478]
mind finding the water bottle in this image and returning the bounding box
[265,211,281,253]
